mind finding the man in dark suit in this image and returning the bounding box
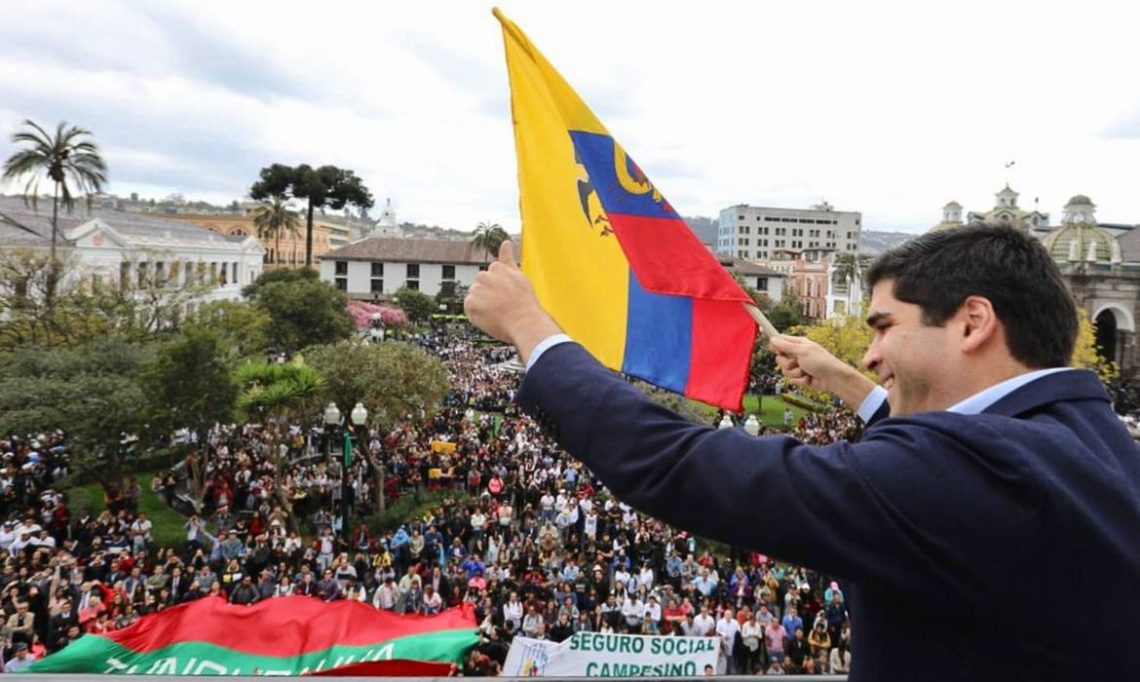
[464,226,1140,680]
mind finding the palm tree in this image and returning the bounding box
[252,197,301,267]
[2,120,108,267]
[831,252,872,313]
[471,221,510,260]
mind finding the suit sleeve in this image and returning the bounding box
[518,343,1036,610]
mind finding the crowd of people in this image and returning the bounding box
[1,332,858,675]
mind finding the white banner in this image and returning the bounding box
[503,632,719,677]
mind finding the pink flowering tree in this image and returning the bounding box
[346,300,408,331]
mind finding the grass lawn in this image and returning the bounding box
[71,473,189,549]
[689,394,812,428]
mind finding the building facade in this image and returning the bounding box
[0,197,264,303]
[319,237,492,300]
[169,206,353,270]
[717,201,862,262]
[930,190,1140,375]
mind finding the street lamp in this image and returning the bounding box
[744,415,761,437]
[323,403,341,464]
[718,415,733,430]
[341,403,368,537]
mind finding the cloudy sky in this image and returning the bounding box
[2,0,1137,233]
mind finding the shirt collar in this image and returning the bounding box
[946,367,1074,415]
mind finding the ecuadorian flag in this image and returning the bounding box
[495,9,757,411]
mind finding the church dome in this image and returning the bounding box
[1042,223,1116,263]
[1066,195,1094,206]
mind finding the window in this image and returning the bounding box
[137,262,148,288]
[335,278,347,291]
[406,280,419,291]
[407,264,420,278]
[155,261,166,285]
[370,279,384,293]
[371,262,384,277]
[442,264,455,279]
[335,261,348,276]
[756,277,768,290]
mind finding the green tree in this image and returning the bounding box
[471,221,510,259]
[0,336,150,495]
[249,164,374,268]
[242,266,319,299]
[305,340,449,513]
[142,328,238,443]
[2,120,107,285]
[768,301,803,332]
[141,329,239,506]
[249,276,354,354]
[185,300,271,360]
[393,286,435,324]
[252,196,301,267]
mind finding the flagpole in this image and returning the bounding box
[744,303,779,339]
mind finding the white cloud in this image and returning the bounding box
[2,0,1139,234]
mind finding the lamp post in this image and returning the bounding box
[341,402,368,538]
[323,403,341,465]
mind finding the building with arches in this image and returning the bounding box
[930,190,1140,374]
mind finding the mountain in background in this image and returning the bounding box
[859,230,916,255]
[684,216,719,245]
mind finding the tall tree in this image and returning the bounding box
[249,164,374,268]
[305,340,449,514]
[2,120,107,295]
[471,221,510,259]
[0,336,150,496]
[252,197,301,267]
[393,285,435,325]
[249,275,354,354]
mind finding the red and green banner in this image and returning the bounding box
[29,596,478,675]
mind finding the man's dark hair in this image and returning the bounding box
[865,223,1078,368]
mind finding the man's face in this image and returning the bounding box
[863,279,959,417]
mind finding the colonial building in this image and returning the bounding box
[168,205,353,270]
[318,237,492,300]
[716,254,784,304]
[929,190,1140,374]
[0,196,264,302]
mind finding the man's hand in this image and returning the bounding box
[768,335,877,408]
[464,241,562,365]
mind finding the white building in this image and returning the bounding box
[717,201,862,262]
[319,237,492,299]
[0,196,264,302]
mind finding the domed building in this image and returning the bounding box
[1043,195,1137,372]
[1042,196,1121,264]
[927,201,964,233]
[928,190,1140,375]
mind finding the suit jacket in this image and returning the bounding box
[518,343,1140,681]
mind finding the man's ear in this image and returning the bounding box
[959,295,999,353]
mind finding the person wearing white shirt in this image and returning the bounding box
[502,592,524,631]
[621,596,644,631]
[717,607,742,675]
[692,604,716,638]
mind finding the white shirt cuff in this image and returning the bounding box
[856,386,889,422]
[525,334,573,372]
